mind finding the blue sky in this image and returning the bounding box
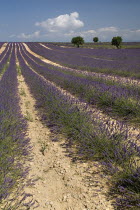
[0,0,140,42]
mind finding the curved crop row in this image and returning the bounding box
[20,45,140,125]
[26,42,140,79]
[17,46,140,209]
[21,43,140,88]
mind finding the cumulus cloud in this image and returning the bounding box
[35,12,84,32]
[17,31,40,39]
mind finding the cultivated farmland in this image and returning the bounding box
[0,42,140,209]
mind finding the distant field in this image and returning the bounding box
[46,41,140,49]
[28,42,140,79]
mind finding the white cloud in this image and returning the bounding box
[96,27,119,41]
[17,31,40,39]
[97,27,118,33]
[80,30,96,35]
[35,12,84,32]
[64,30,97,39]
[121,29,140,41]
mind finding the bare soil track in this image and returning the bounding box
[0,43,7,54]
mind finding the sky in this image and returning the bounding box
[0,0,140,42]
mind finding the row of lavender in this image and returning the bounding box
[0,44,12,76]
[17,46,140,208]
[26,42,140,78]
[20,44,140,124]
[0,46,30,207]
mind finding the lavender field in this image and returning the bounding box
[27,42,140,78]
[0,42,140,209]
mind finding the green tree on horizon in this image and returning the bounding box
[111,36,122,48]
[93,37,99,43]
[71,36,84,48]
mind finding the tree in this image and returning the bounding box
[71,36,84,48]
[93,37,99,43]
[111,36,122,49]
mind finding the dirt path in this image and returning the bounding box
[16,46,114,209]
[60,46,73,48]
[0,43,8,54]
[23,43,62,67]
[39,43,52,50]
[23,43,140,87]
[0,44,10,63]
